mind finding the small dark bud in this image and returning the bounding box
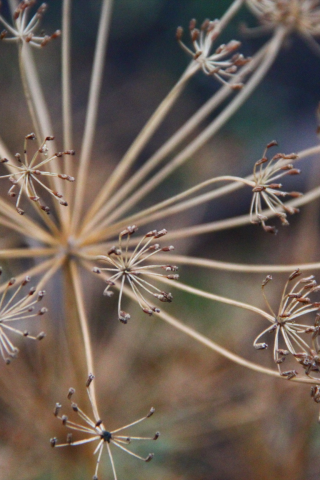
[86,373,95,388]
[50,437,57,447]
[53,403,61,416]
[67,388,75,399]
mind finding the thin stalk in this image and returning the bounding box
[156,276,274,322]
[123,284,316,385]
[157,307,316,385]
[84,0,246,224]
[87,71,191,219]
[62,0,73,231]
[91,176,254,239]
[0,248,57,258]
[36,255,65,291]
[86,27,286,235]
[0,199,57,245]
[17,43,68,226]
[62,0,73,159]
[217,0,245,31]
[154,253,320,273]
[82,39,270,234]
[69,260,100,419]
[71,0,114,234]
[19,44,41,140]
[162,182,320,242]
[0,257,57,295]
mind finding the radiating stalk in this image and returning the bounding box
[61,0,74,231]
[83,0,247,227]
[91,27,286,229]
[69,260,100,419]
[71,0,113,233]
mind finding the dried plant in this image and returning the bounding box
[1,0,320,479]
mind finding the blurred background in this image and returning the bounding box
[1,0,320,479]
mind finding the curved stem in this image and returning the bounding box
[83,0,246,225]
[85,27,286,236]
[122,284,316,385]
[152,253,320,274]
[156,276,274,322]
[82,40,270,235]
[85,177,253,243]
[162,181,320,242]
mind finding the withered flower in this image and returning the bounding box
[51,375,159,480]
[176,18,249,88]
[0,268,46,364]
[250,140,302,234]
[245,0,320,53]
[93,226,178,323]
[0,133,75,215]
[253,270,320,377]
[0,1,60,47]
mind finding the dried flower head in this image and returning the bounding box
[0,133,75,215]
[93,226,178,323]
[176,18,249,88]
[0,1,60,47]
[51,375,159,480]
[250,140,302,234]
[0,268,46,364]
[245,0,320,50]
[253,270,320,376]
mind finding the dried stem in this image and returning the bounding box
[156,276,274,322]
[122,284,316,385]
[62,0,73,229]
[81,176,254,244]
[71,0,114,233]
[152,253,320,274]
[0,248,57,259]
[69,260,100,418]
[86,27,286,237]
[82,40,270,234]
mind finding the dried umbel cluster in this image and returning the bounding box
[0,268,46,364]
[254,270,320,379]
[249,141,302,234]
[51,375,159,480]
[246,0,320,39]
[93,226,178,323]
[176,18,249,87]
[0,133,75,215]
[0,0,60,47]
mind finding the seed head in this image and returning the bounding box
[93,227,178,323]
[0,134,75,215]
[177,18,249,88]
[253,270,320,375]
[249,141,301,234]
[0,270,47,364]
[0,1,61,47]
[246,0,320,36]
[51,376,159,480]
